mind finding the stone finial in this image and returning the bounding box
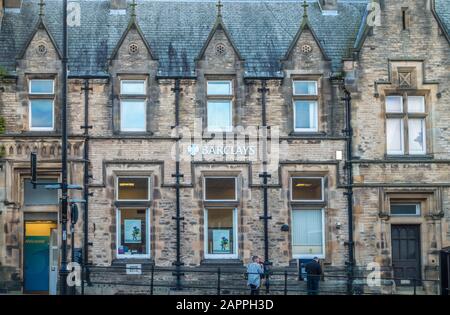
[130,0,137,18]
[302,0,309,19]
[216,0,223,18]
[38,0,45,17]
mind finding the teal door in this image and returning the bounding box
[24,236,50,292]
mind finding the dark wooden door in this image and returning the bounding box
[391,225,421,285]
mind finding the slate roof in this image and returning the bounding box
[435,0,450,37]
[0,0,448,78]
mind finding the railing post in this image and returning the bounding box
[150,264,154,295]
[217,267,221,295]
[413,278,416,295]
[284,270,288,295]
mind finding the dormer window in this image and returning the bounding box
[206,80,233,132]
[293,80,319,132]
[119,79,147,132]
[29,79,55,131]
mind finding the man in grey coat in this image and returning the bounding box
[247,255,264,295]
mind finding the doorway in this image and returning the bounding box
[391,225,421,285]
[24,221,58,294]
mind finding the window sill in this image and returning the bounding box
[114,201,152,207]
[112,258,154,266]
[384,154,434,160]
[114,131,154,137]
[200,259,243,267]
[288,131,327,137]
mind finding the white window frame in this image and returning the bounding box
[116,176,151,202]
[119,100,147,132]
[203,176,238,202]
[291,208,326,259]
[293,100,318,132]
[116,208,151,259]
[28,99,55,131]
[290,177,324,202]
[292,80,318,96]
[206,100,233,133]
[120,79,146,95]
[386,118,405,155]
[29,79,55,94]
[203,208,238,259]
[408,118,426,155]
[207,80,233,96]
[386,95,403,113]
[390,203,421,216]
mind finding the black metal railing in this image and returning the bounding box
[72,264,443,296]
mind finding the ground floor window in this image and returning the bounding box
[291,209,325,259]
[204,208,238,259]
[116,208,150,258]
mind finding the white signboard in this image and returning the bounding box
[126,264,142,275]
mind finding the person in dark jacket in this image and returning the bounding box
[305,257,322,295]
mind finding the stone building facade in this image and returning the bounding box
[0,0,449,295]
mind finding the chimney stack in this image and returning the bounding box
[110,0,127,10]
[110,0,127,15]
[4,0,22,10]
[319,0,338,14]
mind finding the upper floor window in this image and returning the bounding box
[116,176,151,201]
[291,177,324,202]
[206,81,233,132]
[120,80,146,132]
[293,80,318,132]
[29,79,54,131]
[203,177,237,202]
[386,95,426,155]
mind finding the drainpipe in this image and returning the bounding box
[258,79,272,293]
[59,0,69,295]
[171,78,184,290]
[80,79,92,295]
[342,86,355,294]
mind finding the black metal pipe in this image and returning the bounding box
[258,79,272,293]
[342,87,355,295]
[81,79,91,295]
[60,0,69,295]
[172,79,184,290]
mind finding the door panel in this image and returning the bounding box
[391,225,421,285]
[24,235,50,292]
[24,221,57,294]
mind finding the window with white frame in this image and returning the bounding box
[390,203,421,216]
[120,80,147,132]
[290,177,324,202]
[386,95,427,155]
[207,81,233,132]
[291,209,325,258]
[115,176,151,258]
[204,208,238,259]
[293,80,318,132]
[29,79,55,131]
[116,208,150,258]
[203,177,237,201]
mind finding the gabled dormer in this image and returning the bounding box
[282,1,330,71]
[196,1,243,72]
[109,1,158,136]
[109,5,157,68]
[17,2,62,69]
